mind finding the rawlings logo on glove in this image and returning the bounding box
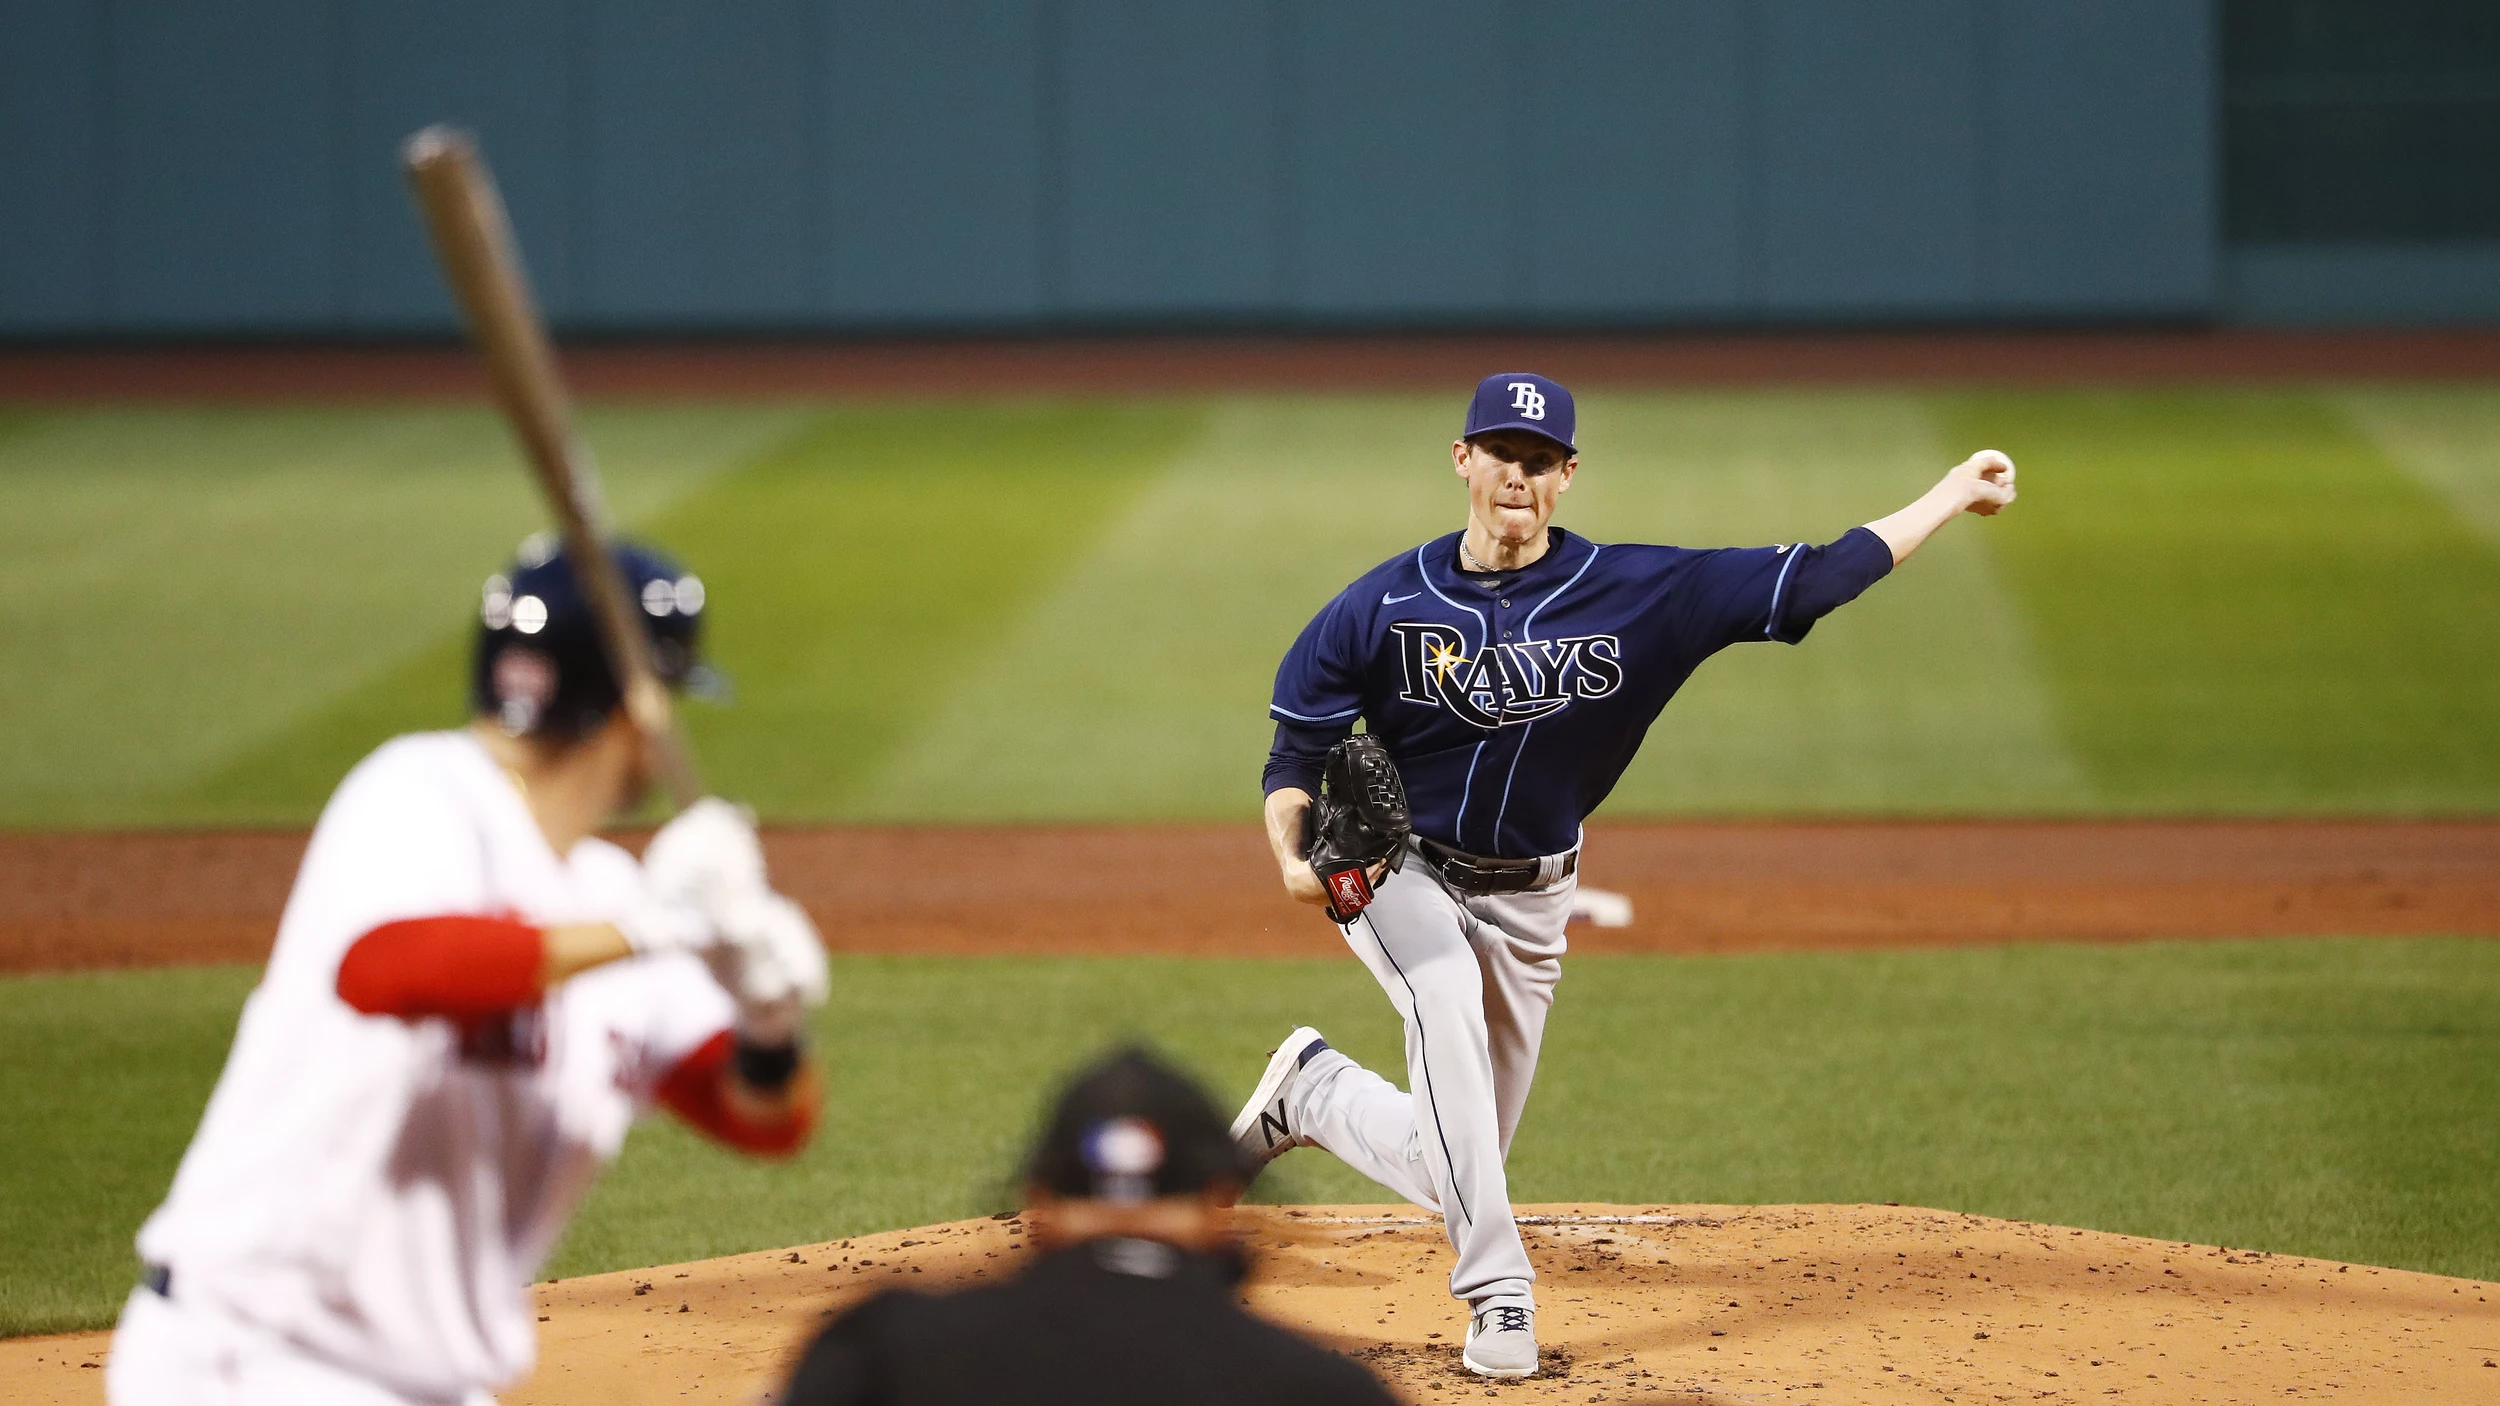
[1304,734,1412,923]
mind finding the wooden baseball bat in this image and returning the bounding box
[400,124,705,810]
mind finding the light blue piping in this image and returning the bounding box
[1521,539,1600,638]
[1765,542,1806,640]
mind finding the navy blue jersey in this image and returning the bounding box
[1265,526,1893,859]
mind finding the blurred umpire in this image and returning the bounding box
[781,1048,1397,1406]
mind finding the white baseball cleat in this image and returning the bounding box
[1463,1302,1538,1378]
[1229,1027,1329,1172]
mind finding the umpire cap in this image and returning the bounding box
[1026,1048,1256,1203]
[471,533,713,740]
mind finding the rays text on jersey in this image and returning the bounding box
[1388,621,1624,729]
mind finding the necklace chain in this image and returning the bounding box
[1459,537,1502,574]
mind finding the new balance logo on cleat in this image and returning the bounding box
[1231,1027,1327,1173]
[1257,1103,1290,1150]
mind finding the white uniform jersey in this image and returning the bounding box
[132,730,733,1399]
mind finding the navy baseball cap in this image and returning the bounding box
[1463,372,1575,453]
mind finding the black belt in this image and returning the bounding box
[1417,838,1575,897]
[142,1263,172,1298]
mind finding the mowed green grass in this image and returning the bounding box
[5,386,2500,827]
[6,938,2496,1336]
[1941,392,2500,810]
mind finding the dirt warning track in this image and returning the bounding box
[4,819,2498,974]
[10,329,2500,402]
[8,1203,2494,1404]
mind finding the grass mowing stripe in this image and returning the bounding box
[0,409,516,825]
[1938,390,2500,812]
[9,939,2496,1335]
[173,406,840,823]
[662,402,1203,816]
[855,391,2090,820]
[847,396,1461,819]
[11,391,2500,827]
[2337,386,2500,547]
[1,405,806,828]
[172,403,1197,823]
[1583,392,2090,815]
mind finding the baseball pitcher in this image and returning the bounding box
[107,537,830,1406]
[1232,373,2016,1378]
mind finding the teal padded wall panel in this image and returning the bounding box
[1057,1,1283,318]
[0,0,107,332]
[822,2,1047,324]
[1987,0,2216,313]
[1284,0,1511,319]
[0,1,2231,334]
[1760,0,1984,315]
[104,0,343,329]
[339,0,578,328]
[578,1,819,326]
[1517,0,1755,318]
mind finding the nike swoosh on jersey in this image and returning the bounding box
[1382,590,1422,604]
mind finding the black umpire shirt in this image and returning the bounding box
[781,1237,1397,1406]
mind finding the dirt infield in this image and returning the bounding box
[7,1203,2493,1404]
[4,820,2497,974]
[6,329,2500,403]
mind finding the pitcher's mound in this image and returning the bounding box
[492,1203,2500,1404]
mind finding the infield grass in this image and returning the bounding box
[6,937,2496,1337]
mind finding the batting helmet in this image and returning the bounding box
[471,533,712,740]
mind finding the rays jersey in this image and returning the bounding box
[131,731,733,1399]
[1265,527,1893,859]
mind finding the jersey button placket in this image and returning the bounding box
[1500,599,1511,638]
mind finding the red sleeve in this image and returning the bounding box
[655,1030,820,1158]
[335,916,546,1019]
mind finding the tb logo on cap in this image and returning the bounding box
[1465,371,1575,450]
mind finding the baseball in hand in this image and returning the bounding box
[1954,449,2017,516]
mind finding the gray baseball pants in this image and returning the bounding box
[1285,842,1573,1310]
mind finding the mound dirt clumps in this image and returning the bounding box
[462,1202,2500,1404]
[507,1201,2498,1403]
[6,1202,2492,1403]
